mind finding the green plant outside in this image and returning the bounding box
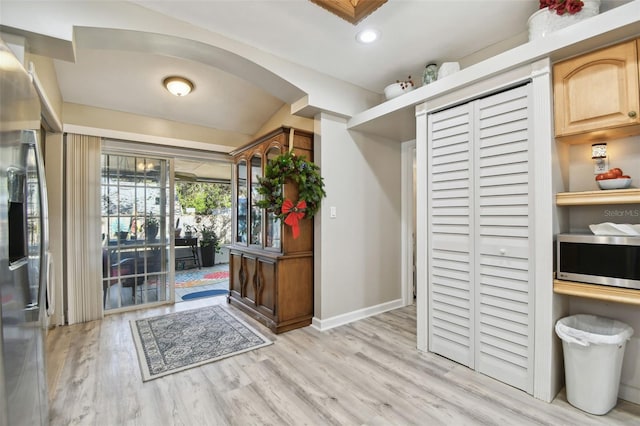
[199,224,221,252]
[175,182,231,215]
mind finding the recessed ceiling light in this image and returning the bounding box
[163,76,194,96]
[356,29,380,44]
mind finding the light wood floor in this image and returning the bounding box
[46,298,640,425]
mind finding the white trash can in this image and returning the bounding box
[555,314,634,415]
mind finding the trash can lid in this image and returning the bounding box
[555,314,634,347]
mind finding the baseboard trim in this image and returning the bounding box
[311,298,404,332]
[619,383,640,406]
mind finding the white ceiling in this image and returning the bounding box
[134,0,538,93]
[2,0,632,179]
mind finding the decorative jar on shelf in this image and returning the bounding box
[422,64,438,85]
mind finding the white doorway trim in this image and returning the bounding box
[401,139,416,308]
[415,103,428,352]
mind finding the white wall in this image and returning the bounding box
[559,134,640,404]
[252,104,314,138]
[313,113,403,328]
[63,103,249,151]
[566,135,640,231]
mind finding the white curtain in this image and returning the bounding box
[65,133,103,323]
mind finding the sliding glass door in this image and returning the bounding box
[101,154,172,311]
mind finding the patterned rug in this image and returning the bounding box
[175,268,229,288]
[130,305,272,381]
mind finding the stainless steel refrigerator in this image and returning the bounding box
[0,39,49,426]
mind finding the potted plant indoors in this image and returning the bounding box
[199,224,220,267]
[145,213,159,241]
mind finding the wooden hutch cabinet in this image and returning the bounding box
[228,127,314,333]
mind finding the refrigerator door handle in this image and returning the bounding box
[46,251,54,317]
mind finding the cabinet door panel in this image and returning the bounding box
[475,84,533,393]
[256,258,276,317]
[243,256,257,304]
[229,252,243,296]
[553,40,640,137]
[277,257,313,322]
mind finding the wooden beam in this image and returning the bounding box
[309,0,388,24]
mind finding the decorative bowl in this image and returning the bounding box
[384,82,414,100]
[597,178,631,190]
[527,0,601,41]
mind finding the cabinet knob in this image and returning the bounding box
[629,111,638,118]
[499,248,506,255]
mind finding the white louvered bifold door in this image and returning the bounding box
[426,84,534,393]
[473,84,533,393]
[427,103,474,368]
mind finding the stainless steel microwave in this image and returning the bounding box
[557,234,640,290]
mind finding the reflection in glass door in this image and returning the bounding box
[236,160,247,244]
[101,154,172,311]
[265,147,281,249]
[250,155,262,246]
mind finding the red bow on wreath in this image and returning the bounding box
[281,199,306,239]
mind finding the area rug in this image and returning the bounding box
[181,289,229,300]
[130,305,272,381]
[175,269,229,288]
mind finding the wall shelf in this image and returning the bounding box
[556,188,640,206]
[346,4,640,141]
[554,279,640,305]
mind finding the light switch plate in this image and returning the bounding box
[594,158,609,174]
[330,206,337,218]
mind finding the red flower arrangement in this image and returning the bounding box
[540,0,584,15]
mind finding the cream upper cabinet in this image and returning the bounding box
[553,39,640,142]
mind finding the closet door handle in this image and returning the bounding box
[629,111,637,118]
[499,248,506,255]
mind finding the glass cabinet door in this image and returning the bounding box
[236,160,247,244]
[249,154,262,246]
[265,147,281,249]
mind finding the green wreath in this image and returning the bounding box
[256,151,326,222]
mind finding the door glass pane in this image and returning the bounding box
[236,160,247,244]
[265,147,281,249]
[101,153,171,310]
[250,155,262,246]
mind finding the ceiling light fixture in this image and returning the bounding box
[355,29,380,44]
[163,76,194,96]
